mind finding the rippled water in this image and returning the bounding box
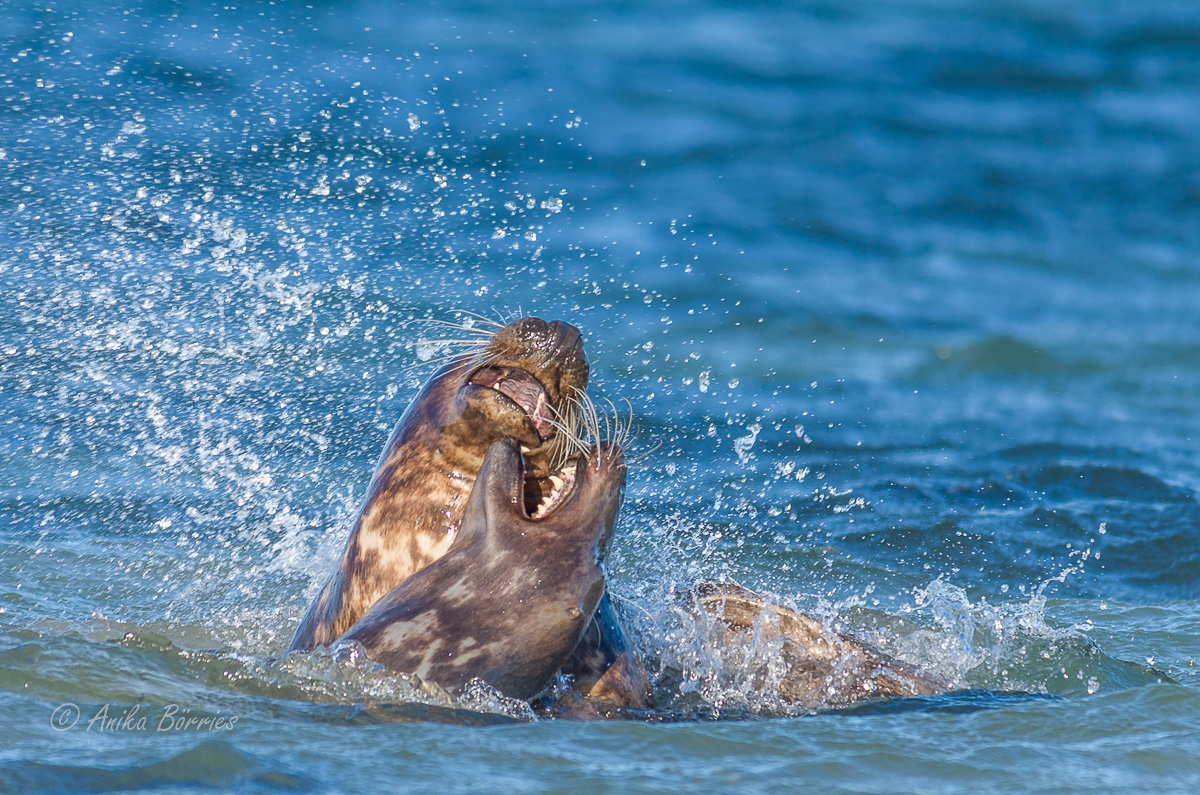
[3,0,1199,791]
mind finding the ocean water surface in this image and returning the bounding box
[2,0,1199,791]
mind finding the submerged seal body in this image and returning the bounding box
[290,316,649,706]
[686,582,948,710]
[335,438,626,700]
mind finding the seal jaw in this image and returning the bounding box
[449,317,591,511]
[456,376,585,519]
[473,437,585,525]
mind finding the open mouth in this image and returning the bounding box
[469,365,579,519]
[470,366,555,440]
[523,460,578,520]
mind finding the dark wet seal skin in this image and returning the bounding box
[334,438,626,701]
[685,582,948,709]
[288,316,650,707]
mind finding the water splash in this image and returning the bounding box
[879,539,1158,695]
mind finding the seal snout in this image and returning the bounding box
[461,318,587,445]
[545,319,585,367]
[512,316,584,362]
[503,316,588,398]
[523,443,626,528]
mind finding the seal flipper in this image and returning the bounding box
[560,593,652,709]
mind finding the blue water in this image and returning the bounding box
[3,0,1200,791]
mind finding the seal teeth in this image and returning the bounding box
[529,464,577,520]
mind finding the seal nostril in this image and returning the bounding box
[548,321,584,365]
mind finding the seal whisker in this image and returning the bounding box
[445,350,499,378]
[449,308,506,330]
[402,347,496,375]
[557,394,644,466]
[402,356,455,372]
[617,398,637,452]
[400,315,488,337]
[627,438,662,464]
[572,392,599,452]
[546,399,590,471]
[603,397,625,450]
[401,351,474,372]
[607,398,633,466]
[495,306,526,328]
[553,392,633,465]
[417,327,494,341]
[413,338,490,347]
[420,318,497,336]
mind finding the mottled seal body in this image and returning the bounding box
[335,438,626,700]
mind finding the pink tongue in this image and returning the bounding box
[495,377,553,440]
[529,390,552,438]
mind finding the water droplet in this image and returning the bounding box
[733,424,761,465]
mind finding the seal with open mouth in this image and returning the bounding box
[332,436,626,700]
[289,316,649,706]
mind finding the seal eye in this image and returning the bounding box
[469,366,554,440]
